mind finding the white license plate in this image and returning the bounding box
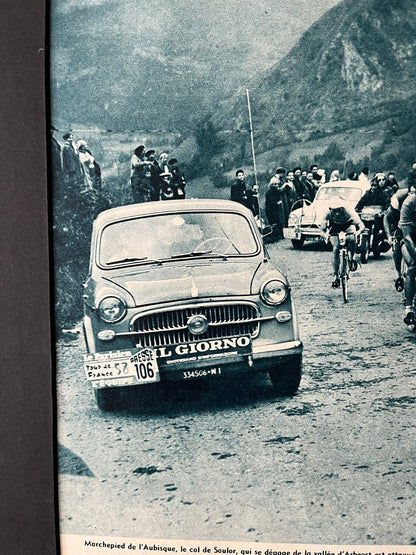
[83,348,160,386]
[285,227,295,239]
[361,213,374,221]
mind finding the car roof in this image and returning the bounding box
[94,198,253,227]
[319,179,367,191]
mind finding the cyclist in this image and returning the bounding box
[320,196,365,288]
[384,186,413,292]
[398,186,416,326]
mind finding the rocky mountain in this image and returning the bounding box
[209,0,416,170]
[49,0,339,131]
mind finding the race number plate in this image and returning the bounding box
[83,348,160,387]
[360,213,373,221]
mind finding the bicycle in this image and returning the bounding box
[325,229,357,303]
[338,230,352,303]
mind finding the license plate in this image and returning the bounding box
[285,227,295,239]
[83,348,160,386]
[183,367,222,379]
[361,213,374,221]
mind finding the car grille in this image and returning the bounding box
[130,303,260,347]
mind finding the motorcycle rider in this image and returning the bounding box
[355,176,390,255]
[320,196,365,288]
[398,185,416,326]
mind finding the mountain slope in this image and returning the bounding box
[50,0,340,130]
[210,0,416,158]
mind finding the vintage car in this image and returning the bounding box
[82,199,303,410]
[287,179,369,248]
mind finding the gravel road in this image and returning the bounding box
[57,238,416,546]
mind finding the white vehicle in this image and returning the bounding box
[287,180,369,249]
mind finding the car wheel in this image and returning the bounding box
[291,238,304,249]
[94,387,123,411]
[268,354,302,396]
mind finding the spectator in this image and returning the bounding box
[265,168,286,240]
[358,166,370,189]
[130,145,152,203]
[385,171,399,194]
[145,149,161,201]
[230,169,259,216]
[61,132,84,190]
[77,140,95,191]
[159,152,169,174]
[168,158,187,199]
[316,168,326,184]
[329,169,340,182]
[292,167,303,200]
[300,172,316,202]
[159,172,174,200]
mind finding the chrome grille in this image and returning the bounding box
[130,303,260,347]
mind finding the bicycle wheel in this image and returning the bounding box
[360,234,369,264]
[340,250,349,303]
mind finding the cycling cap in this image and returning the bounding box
[328,196,344,209]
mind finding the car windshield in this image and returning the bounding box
[315,186,363,202]
[99,211,259,266]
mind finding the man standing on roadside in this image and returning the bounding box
[230,169,259,217]
[61,132,85,192]
[265,167,287,241]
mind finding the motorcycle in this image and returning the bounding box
[358,205,390,263]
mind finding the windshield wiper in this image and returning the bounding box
[170,250,228,259]
[106,256,163,265]
[170,250,212,258]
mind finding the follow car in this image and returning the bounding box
[83,199,303,410]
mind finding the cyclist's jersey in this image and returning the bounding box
[399,192,416,230]
[321,206,361,234]
[386,189,408,239]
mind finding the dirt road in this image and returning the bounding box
[57,238,416,545]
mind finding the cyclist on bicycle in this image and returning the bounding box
[398,186,416,326]
[384,186,414,292]
[320,196,365,288]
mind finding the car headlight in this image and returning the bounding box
[288,213,299,226]
[97,296,127,323]
[260,280,288,306]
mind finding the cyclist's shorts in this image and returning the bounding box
[329,223,356,236]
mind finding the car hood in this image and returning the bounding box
[100,259,263,306]
[290,199,357,226]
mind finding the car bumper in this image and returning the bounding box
[287,225,322,239]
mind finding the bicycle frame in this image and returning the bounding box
[338,231,350,303]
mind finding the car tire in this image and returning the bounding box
[268,354,302,396]
[94,387,123,411]
[360,235,369,264]
[291,238,304,249]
